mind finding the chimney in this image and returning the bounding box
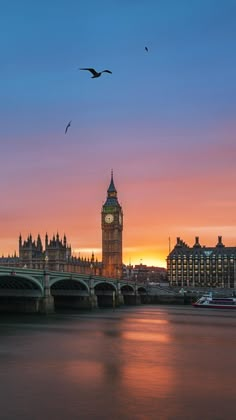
[217,236,224,247]
[194,236,201,247]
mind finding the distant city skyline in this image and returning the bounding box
[0,1,236,267]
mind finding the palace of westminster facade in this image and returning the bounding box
[0,173,123,278]
[1,174,236,287]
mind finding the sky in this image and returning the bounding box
[0,0,236,267]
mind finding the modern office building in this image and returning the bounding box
[167,236,236,288]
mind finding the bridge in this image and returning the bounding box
[0,266,152,313]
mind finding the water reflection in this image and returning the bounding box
[122,331,170,343]
[64,360,104,384]
[1,307,236,420]
[132,318,169,325]
[121,363,175,399]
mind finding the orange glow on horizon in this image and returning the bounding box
[1,231,236,269]
[0,126,236,269]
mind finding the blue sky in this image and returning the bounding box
[1,0,235,133]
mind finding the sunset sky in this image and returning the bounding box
[1,0,236,267]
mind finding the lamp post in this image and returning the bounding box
[43,255,50,299]
[89,263,93,296]
[44,255,49,272]
[135,274,137,300]
[88,263,97,309]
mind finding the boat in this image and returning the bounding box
[192,293,236,309]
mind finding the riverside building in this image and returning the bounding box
[0,172,123,279]
[167,236,236,289]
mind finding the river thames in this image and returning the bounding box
[1,305,236,420]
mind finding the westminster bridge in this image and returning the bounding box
[0,265,166,313]
[1,266,234,313]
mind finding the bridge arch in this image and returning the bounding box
[94,281,117,307]
[0,273,44,313]
[0,273,43,295]
[137,286,147,294]
[120,284,135,293]
[50,276,89,292]
[50,277,89,311]
[94,280,117,291]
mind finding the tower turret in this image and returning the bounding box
[45,233,48,248]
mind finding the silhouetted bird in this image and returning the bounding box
[80,68,112,78]
[65,120,72,134]
[145,46,149,52]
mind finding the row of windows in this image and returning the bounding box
[168,255,236,262]
[171,282,234,287]
[169,266,234,271]
[169,261,234,267]
[171,274,233,277]
[172,268,231,272]
[169,260,235,264]
[171,268,235,272]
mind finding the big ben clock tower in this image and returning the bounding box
[102,171,123,278]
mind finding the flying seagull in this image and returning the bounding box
[65,120,72,134]
[80,68,112,78]
[145,46,149,52]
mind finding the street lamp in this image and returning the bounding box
[89,263,93,295]
[135,274,137,296]
[44,255,49,273]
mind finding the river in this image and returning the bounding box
[0,305,236,420]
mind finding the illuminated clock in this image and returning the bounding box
[105,214,114,223]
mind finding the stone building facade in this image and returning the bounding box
[101,172,123,278]
[0,232,102,275]
[0,173,124,278]
[167,236,236,288]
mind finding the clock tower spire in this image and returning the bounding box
[102,171,123,278]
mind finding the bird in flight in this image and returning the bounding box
[145,46,149,52]
[65,120,72,134]
[80,68,112,78]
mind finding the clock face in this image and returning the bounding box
[105,214,114,223]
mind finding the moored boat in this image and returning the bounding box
[192,293,236,309]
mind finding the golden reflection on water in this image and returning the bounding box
[134,318,169,325]
[121,363,175,400]
[124,317,169,325]
[63,360,103,384]
[117,314,176,413]
[122,331,171,343]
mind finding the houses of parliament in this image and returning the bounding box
[1,172,236,288]
[0,173,123,279]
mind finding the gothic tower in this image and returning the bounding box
[102,172,123,278]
